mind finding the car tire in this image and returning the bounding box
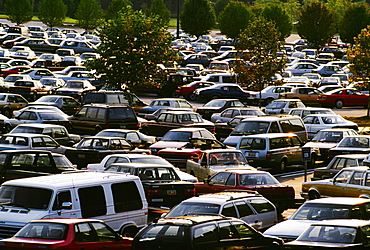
[188,93,197,101]
[278,159,287,172]
[3,124,11,134]
[308,190,320,200]
[120,226,137,237]
[2,108,11,118]
[172,92,179,98]
[335,99,344,109]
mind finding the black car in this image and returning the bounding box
[132,216,283,250]
[69,104,140,134]
[196,99,245,120]
[194,83,250,102]
[14,38,60,53]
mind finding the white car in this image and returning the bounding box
[320,76,342,86]
[21,68,56,80]
[86,153,198,183]
[210,107,264,123]
[302,114,358,139]
[263,99,306,115]
[284,62,319,76]
[248,86,293,105]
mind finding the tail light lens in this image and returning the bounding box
[147,189,161,196]
[266,151,271,160]
[135,123,140,129]
[211,126,216,133]
[105,123,109,128]
[184,188,196,195]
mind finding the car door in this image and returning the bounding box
[70,106,88,132]
[48,190,79,219]
[200,172,234,193]
[219,109,233,123]
[324,169,354,197]
[344,170,367,197]
[9,95,28,110]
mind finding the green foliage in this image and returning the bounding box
[38,0,67,27]
[214,0,230,15]
[283,0,301,23]
[235,17,286,91]
[147,0,171,27]
[261,4,292,41]
[75,0,104,30]
[180,0,216,37]
[106,0,132,20]
[348,25,370,80]
[5,0,33,25]
[87,6,175,91]
[338,3,370,44]
[63,0,79,18]
[218,1,254,39]
[297,1,336,48]
[326,0,350,31]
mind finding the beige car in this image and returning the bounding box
[301,166,370,200]
[281,87,323,105]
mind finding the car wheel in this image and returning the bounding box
[308,190,320,200]
[172,92,179,98]
[308,154,317,168]
[335,99,344,109]
[188,93,197,101]
[120,226,137,237]
[278,159,287,172]
[3,124,11,134]
[2,108,11,118]
[95,126,102,134]
[265,98,274,105]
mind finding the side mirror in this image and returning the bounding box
[204,179,210,184]
[145,114,156,120]
[61,201,72,209]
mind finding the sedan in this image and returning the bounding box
[313,64,344,76]
[138,98,194,117]
[284,62,319,76]
[174,81,215,100]
[181,53,212,67]
[193,83,250,101]
[55,80,96,100]
[14,38,59,53]
[302,114,358,139]
[280,87,323,106]
[96,129,156,148]
[195,169,295,212]
[28,95,81,115]
[211,107,265,123]
[196,98,245,120]
[317,88,369,108]
[284,219,370,249]
[0,218,132,249]
[328,135,370,159]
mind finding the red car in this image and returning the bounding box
[317,88,369,109]
[175,81,215,100]
[195,168,295,212]
[0,66,31,77]
[0,218,133,249]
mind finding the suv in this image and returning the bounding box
[132,215,283,250]
[69,104,140,134]
[223,115,308,147]
[236,133,316,172]
[81,91,147,113]
[163,192,277,231]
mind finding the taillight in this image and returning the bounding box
[211,126,216,133]
[266,151,271,160]
[135,123,140,128]
[184,188,196,195]
[147,189,161,196]
[105,123,109,128]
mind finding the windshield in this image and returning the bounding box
[130,158,172,166]
[10,126,43,134]
[291,203,351,220]
[204,100,226,108]
[37,96,58,102]
[162,131,192,142]
[266,101,286,109]
[166,202,220,217]
[66,81,83,88]
[39,112,64,120]
[312,131,344,143]
[0,186,52,210]
[239,173,280,185]
[338,137,369,148]
[298,225,356,243]
[231,121,270,135]
[209,152,247,165]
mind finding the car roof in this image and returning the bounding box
[333,154,368,159]
[180,192,261,205]
[13,123,65,128]
[3,133,52,138]
[240,115,300,122]
[239,133,298,139]
[310,219,370,227]
[155,215,232,225]
[168,127,209,132]
[305,197,370,205]
[107,163,171,169]
[31,218,105,225]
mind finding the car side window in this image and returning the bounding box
[222,110,233,118]
[193,224,217,245]
[226,173,236,186]
[348,171,364,185]
[52,190,72,210]
[221,203,238,217]
[209,172,231,185]
[268,122,279,133]
[235,201,255,217]
[91,222,118,241]
[249,198,275,214]
[75,223,97,242]
[43,137,58,147]
[334,170,353,183]
[231,221,256,238]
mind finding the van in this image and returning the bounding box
[223,115,307,147]
[0,172,148,239]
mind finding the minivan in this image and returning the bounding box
[0,172,148,239]
[69,104,140,134]
[223,115,307,147]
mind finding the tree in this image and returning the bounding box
[326,0,350,31]
[75,0,104,30]
[338,3,369,44]
[63,0,79,17]
[297,1,336,48]
[214,0,230,15]
[180,0,216,37]
[348,25,370,115]
[106,0,132,20]
[147,0,171,27]
[87,6,175,91]
[218,1,254,39]
[235,17,286,105]
[38,0,67,27]
[261,4,292,41]
[5,0,33,25]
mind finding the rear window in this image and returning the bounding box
[232,121,270,135]
[107,107,136,121]
[238,138,266,150]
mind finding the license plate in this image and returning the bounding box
[248,152,256,157]
[152,199,163,202]
[120,125,126,128]
[167,190,176,195]
[78,154,85,159]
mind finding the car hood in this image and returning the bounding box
[285,240,358,248]
[150,141,188,149]
[304,141,338,149]
[263,220,316,239]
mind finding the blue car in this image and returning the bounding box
[313,64,344,77]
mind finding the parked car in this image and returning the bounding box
[141,110,215,137]
[65,136,148,169]
[283,219,370,249]
[13,105,70,119]
[313,64,344,76]
[288,107,335,118]
[69,104,140,134]
[280,87,323,105]
[284,62,319,76]
[312,154,367,181]
[174,81,215,100]
[328,135,370,159]
[132,215,284,250]
[9,123,80,146]
[214,115,255,141]
[181,53,213,67]
[301,166,370,200]
[60,39,96,53]
[96,129,156,148]
[149,127,216,154]
[320,76,342,86]
[138,98,194,117]
[318,84,343,93]
[223,115,308,147]
[164,192,278,230]
[0,93,28,117]
[302,114,358,139]
[317,88,369,108]
[14,38,59,53]
[211,107,265,123]
[263,197,370,242]
[304,128,359,163]
[4,109,72,133]
[263,99,306,115]
[193,83,250,101]
[8,80,50,101]
[195,169,295,211]
[236,133,316,172]
[28,95,81,115]
[104,163,196,208]
[55,80,96,100]
[247,86,294,105]
[196,98,245,120]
